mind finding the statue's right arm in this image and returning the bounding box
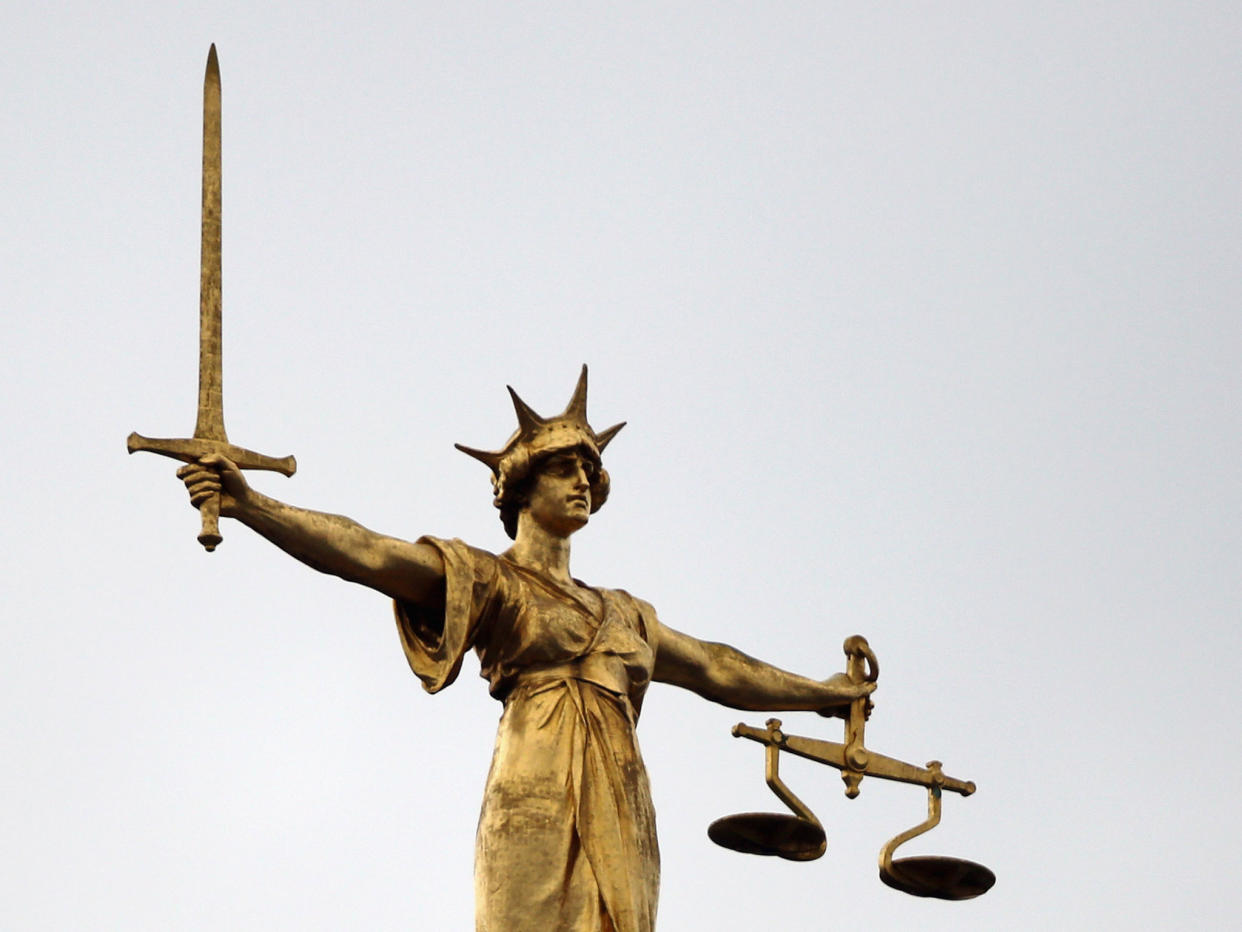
[177,454,444,606]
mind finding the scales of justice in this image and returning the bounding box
[711,634,995,900]
[128,48,994,924]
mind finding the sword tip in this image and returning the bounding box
[206,44,219,80]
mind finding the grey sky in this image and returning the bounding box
[3,2,1240,929]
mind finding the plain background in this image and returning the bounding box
[3,3,1239,929]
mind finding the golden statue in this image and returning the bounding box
[174,366,874,931]
[130,47,992,931]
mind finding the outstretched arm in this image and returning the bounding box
[178,454,443,606]
[652,622,873,713]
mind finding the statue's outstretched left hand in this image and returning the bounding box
[817,673,875,718]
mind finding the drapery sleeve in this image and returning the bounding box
[393,536,498,694]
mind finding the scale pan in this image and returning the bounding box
[708,813,826,861]
[880,856,995,900]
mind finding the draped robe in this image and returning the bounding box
[394,537,661,932]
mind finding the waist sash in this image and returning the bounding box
[508,653,631,704]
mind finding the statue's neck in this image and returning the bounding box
[508,518,574,586]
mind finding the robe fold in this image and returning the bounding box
[394,537,661,932]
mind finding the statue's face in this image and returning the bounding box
[525,450,597,537]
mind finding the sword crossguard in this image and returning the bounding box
[127,432,296,551]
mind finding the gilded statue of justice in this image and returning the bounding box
[128,48,994,930]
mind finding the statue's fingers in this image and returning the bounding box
[181,468,213,487]
[186,478,220,499]
[188,480,221,501]
[176,463,195,479]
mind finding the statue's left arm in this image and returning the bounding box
[651,622,874,712]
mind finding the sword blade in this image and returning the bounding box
[194,44,226,442]
[128,47,296,553]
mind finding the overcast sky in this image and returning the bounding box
[3,3,1240,929]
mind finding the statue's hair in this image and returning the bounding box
[494,446,612,539]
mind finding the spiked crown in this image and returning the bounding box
[456,366,625,525]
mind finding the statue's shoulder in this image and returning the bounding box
[600,586,658,620]
[415,535,508,579]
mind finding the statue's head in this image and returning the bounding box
[456,366,624,539]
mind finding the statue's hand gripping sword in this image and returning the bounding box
[127,46,296,551]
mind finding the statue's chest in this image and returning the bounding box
[501,582,604,657]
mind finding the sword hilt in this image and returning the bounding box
[198,491,222,551]
[127,432,296,551]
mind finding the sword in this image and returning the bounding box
[128,45,296,551]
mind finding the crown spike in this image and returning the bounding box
[507,385,546,434]
[459,369,625,481]
[595,421,626,452]
[454,443,503,473]
[564,364,590,420]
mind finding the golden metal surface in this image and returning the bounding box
[154,364,876,931]
[129,47,992,929]
[708,719,826,860]
[719,638,994,899]
[195,45,223,446]
[878,772,996,900]
[127,46,295,550]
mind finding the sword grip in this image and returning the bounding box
[197,491,222,551]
